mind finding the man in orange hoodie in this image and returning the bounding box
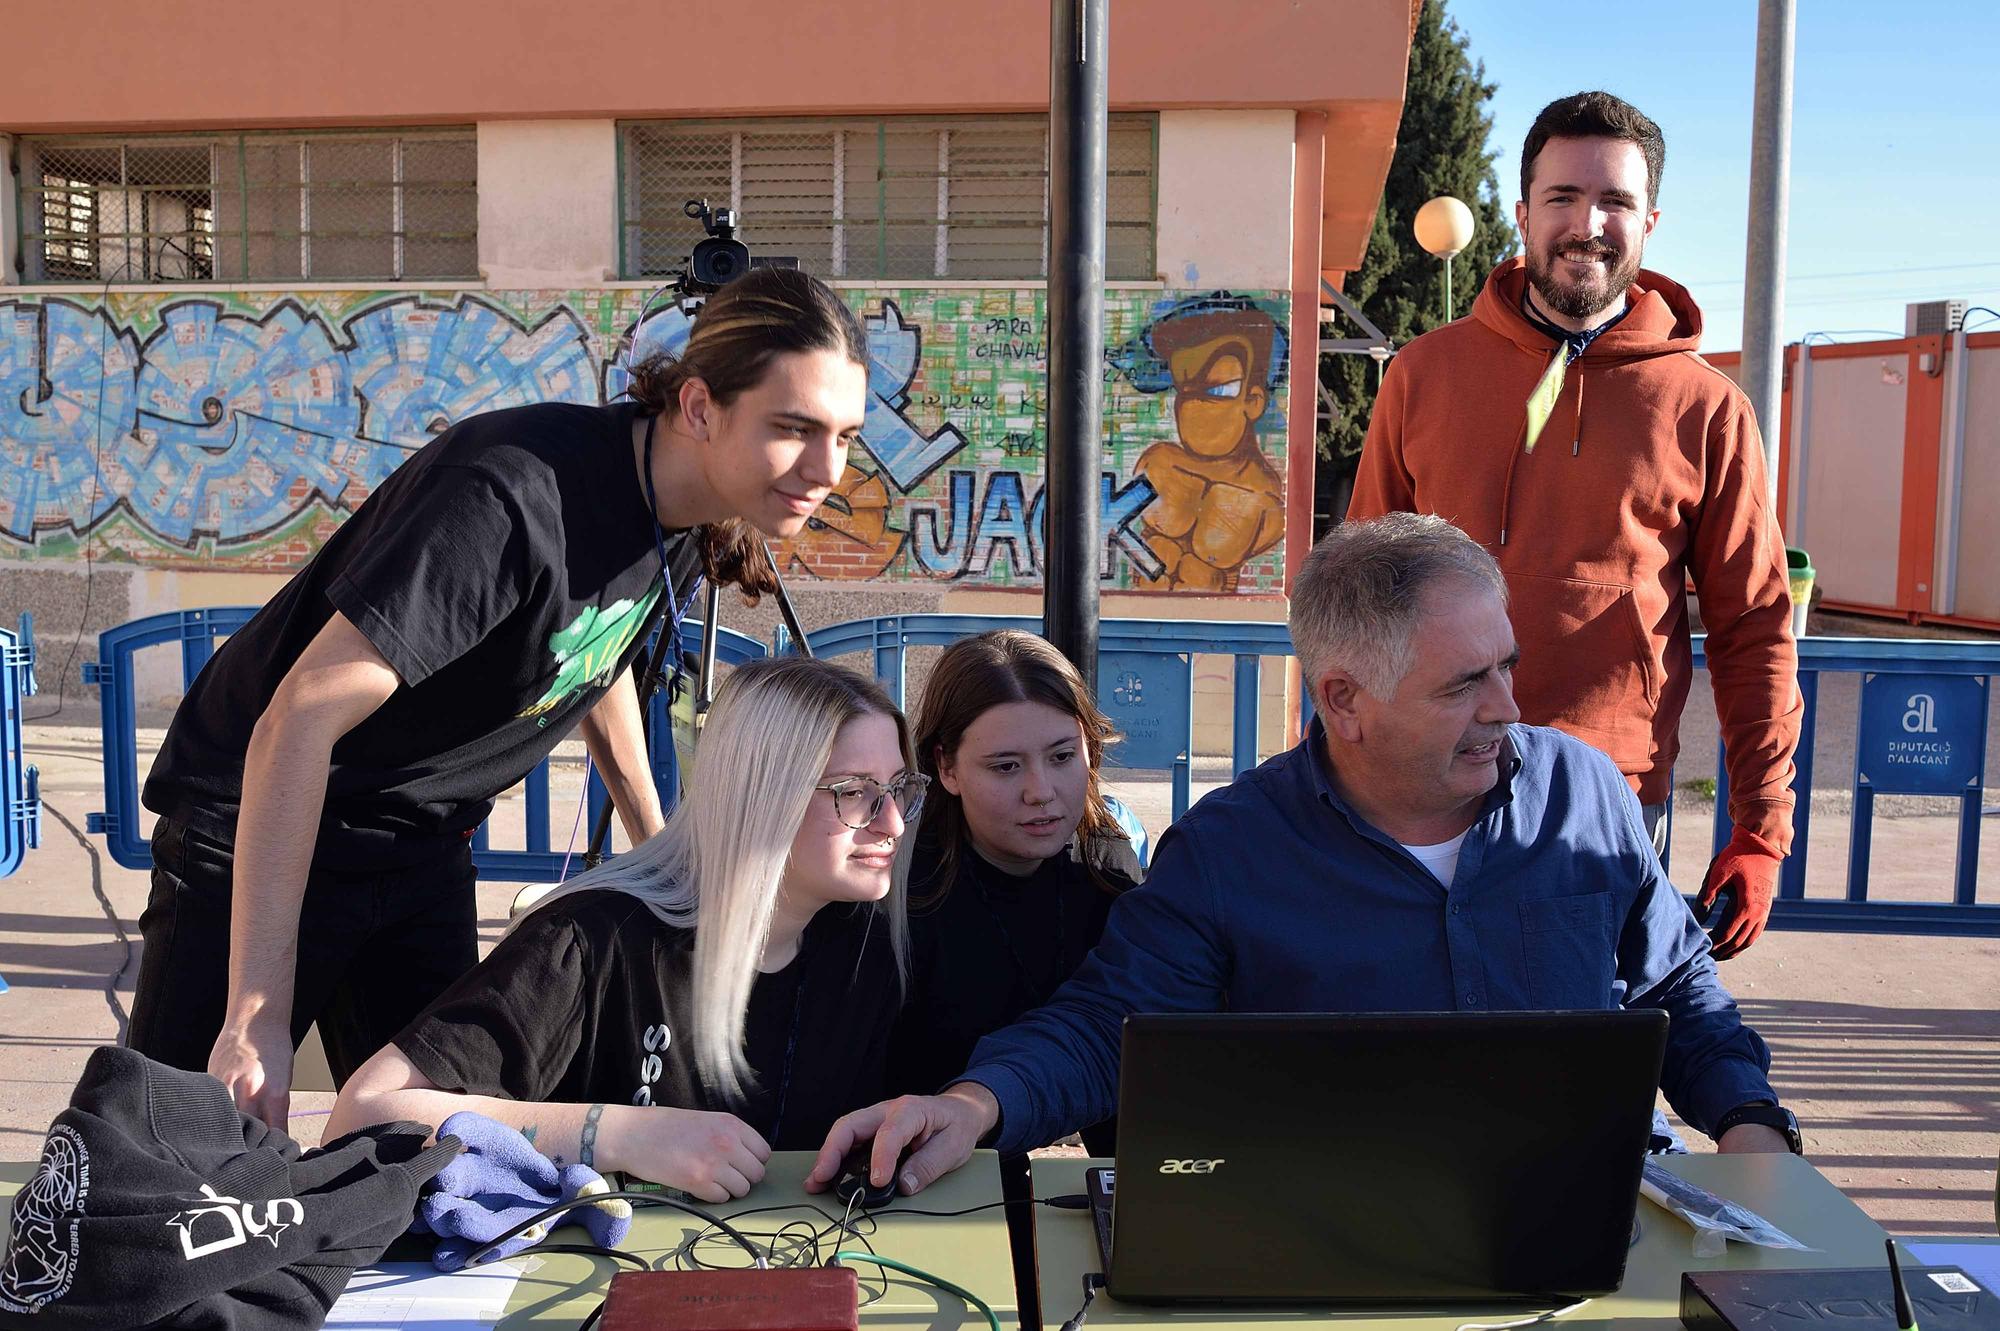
[1349,91,1800,959]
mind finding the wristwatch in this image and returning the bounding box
[1714,1101,1803,1155]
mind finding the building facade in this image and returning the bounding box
[1,0,1416,737]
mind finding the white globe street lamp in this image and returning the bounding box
[1414,196,1476,322]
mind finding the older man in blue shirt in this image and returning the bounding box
[811,513,1797,1197]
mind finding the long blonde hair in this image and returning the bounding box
[524,657,912,1098]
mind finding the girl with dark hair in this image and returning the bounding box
[134,267,869,1130]
[889,630,1141,1144]
[885,631,1138,1301]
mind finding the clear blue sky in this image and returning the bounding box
[1446,0,2000,350]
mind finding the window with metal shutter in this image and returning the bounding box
[621,115,1157,282]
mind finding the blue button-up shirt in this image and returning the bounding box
[966,720,1775,1155]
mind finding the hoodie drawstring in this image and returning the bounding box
[1503,352,1590,544]
[1572,364,1586,457]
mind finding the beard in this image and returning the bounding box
[1526,238,1644,321]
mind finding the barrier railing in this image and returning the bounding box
[789,614,1299,821]
[1,613,40,883]
[1693,636,1995,937]
[83,608,767,880]
[77,612,1995,933]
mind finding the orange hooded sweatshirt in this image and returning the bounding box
[1349,258,1801,851]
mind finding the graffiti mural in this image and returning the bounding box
[1116,294,1289,592]
[0,286,1289,591]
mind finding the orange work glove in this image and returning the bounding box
[1698,826,1784,960]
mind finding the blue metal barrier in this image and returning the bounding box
[80,609,1995,934]
[2,613,41,883]
[85,608,767,879]
[1692,635,1996,937]
[787,614,1298,821]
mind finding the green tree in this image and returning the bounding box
[1317,0,1516,525]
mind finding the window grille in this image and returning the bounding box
[620,115,1156,281]
[17,131,477,283]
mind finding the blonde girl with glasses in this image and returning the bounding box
[328,657,926,1202]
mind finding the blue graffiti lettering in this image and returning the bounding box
[905,468,1160,582]
[130,300,363,543]
[0,293,600,551]
[0,301,140,541]
[909,470,975,577]
[345,297,597,447]
[858,301,970,492]
[970,470,1031,579]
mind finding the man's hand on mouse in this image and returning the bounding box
[806,1082,999,1197]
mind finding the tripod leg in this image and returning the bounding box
[765,542,814,659]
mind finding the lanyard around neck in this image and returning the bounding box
[639,412,704,672]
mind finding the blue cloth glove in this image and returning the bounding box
[413,1111,633,1271]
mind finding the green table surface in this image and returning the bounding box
[1030,1154,1893,1331]
[2,1149,1020,1329]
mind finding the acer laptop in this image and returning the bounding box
[1088,1010,1668,1305]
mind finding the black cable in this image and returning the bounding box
[503,1242,649,1331]
[870,1195,1086,1218]
[657,1194,892,1302]
[28,259,134,724]
[1061,1274,1105,1331]
[530,1241,653,1273]
[460,1190,764,1270]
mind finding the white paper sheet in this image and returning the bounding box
[325,1261,525,1330]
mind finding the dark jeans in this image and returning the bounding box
[128,817,479,1088]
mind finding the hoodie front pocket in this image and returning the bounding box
[1503,572,1663,766]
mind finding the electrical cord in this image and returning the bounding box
[1060,1273,1104,1331]
[529,1242,653,1273]
[459,1191,766,1270]
[830,1252,1001,1331]
[869,1195,1088,1218]
[28,259,135,724]
[541,1191,1091,1329]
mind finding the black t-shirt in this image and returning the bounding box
[889,831,1138,1152]
[395,889,901,1150]
[143,401,703,867]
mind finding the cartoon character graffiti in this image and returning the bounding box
[1124,296,1287,592]
[771,468,902,579]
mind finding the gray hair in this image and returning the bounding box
[1289,513,1507,697]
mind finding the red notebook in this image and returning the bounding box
[600,1267,860,1331]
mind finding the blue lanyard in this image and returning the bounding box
[639,413,704,684]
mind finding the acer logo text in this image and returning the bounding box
[1158,1159,1225,1175]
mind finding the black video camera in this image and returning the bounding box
[682,199,799,294]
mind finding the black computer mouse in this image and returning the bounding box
[835,1147,902,1210]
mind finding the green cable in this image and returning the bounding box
[830,1250,1002,1331]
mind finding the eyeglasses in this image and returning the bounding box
[813,772,930,830]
